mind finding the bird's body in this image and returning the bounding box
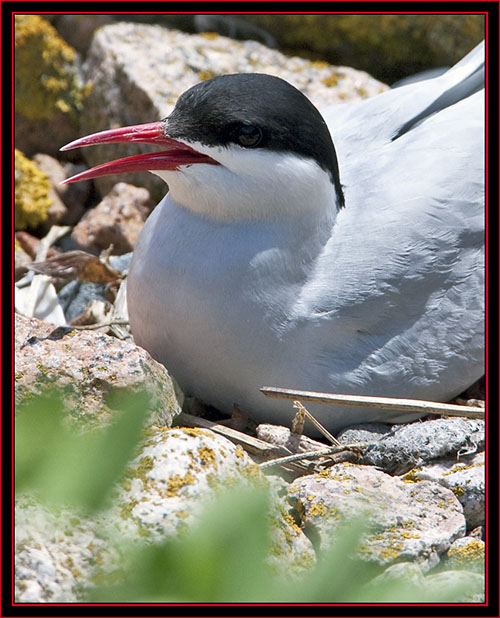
[63,42,485,433]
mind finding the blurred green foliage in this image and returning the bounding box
[15,389,484,603]
[15,388,149,511]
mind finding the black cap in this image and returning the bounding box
[163,73,345,209]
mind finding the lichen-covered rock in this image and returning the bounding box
[247,15,484,83]
[14,14,84,156]
[112,427,264,539]
[288,463,466,570]
[15,495,115,603]
[14,313,179,429]
[445,536,485,573]
[108,427,315,571]
[14,149,53,230]
[361,418,485,475]
[401,451,485,529]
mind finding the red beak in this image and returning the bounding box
[60,121,219,184]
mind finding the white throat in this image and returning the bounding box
[151,141,340,224]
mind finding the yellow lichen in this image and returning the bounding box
[14,15,83,121]
[198,70,217,81]
[400,531,421,539]
[283,513,302,535]
[448,540,485,567]
[401,468,422,483]
[197,446,217,468]
[199,32,219,40]
[179,427,213,439]
[14,149,52,230]
[321,72,340,88]
[452,485,466,498]
[308,502,328,517]
[120,498,138,520]
[165,471,196,497]
[380,547,402,560]
[443,461,485,476]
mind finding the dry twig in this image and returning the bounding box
[261,387,485,420]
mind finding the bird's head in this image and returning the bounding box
[62,73,344,222]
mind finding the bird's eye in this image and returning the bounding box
[236,125,263,147]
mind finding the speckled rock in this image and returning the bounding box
[15,429,317,603]
[288,463,466,570]
[401,451,485,529]
[71,182,154,254]
[336,422,394,444]
[14,313,179,428]
[15,495,115,603]
[80,22,388,199]
[109,426,316,571]
[111,427,261,539]
[361,418,485,475]
[445,535,485,573]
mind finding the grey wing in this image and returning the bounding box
[293,45,485,399]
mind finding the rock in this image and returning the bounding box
[361,418,485,475]
[131,430,319,575]
[246,15,484,84]
[401,451,485,529]
[110,427,265,540]
[445,536,485,573]
[426,570,485,603]
[14,313,179,428]
[337,422,393,444]
[14,150,52,231]
[15,244,33,282]
[31,154,69,228]
[15,495,115,603]
[32,154,90,226]
[288,463,465,570]
[14,429,316,602]
[58,253,132,322]
[71,183,154,254]
[367,561,484,602]
[80,22,388,200]
[14,15,84,158]
[52,14,116,54]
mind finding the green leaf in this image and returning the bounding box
[15,388,149,511]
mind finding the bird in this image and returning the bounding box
[61,41,485,434]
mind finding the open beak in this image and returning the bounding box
[60,121,219,184]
